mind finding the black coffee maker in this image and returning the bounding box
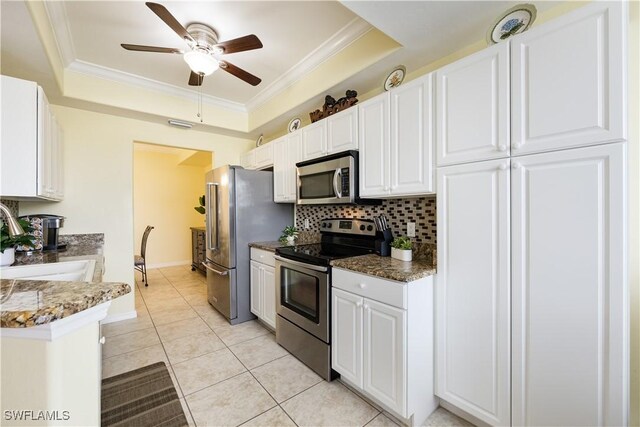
[19,214,66,251]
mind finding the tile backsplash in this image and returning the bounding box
[0,199,19,223]
[295,197,437,244]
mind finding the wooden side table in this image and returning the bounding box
[190,226,206,275]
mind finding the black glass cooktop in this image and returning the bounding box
[276,243,374,267]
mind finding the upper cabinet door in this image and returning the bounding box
[254,143,274,169]
[511,143,627,427]
[286,132,303,202]
[359,93,390,197]
[273,137,288,203]
[511,2,626,156]
[436,158,511,426]
[390,73,435,196]
[436,42,510,166]
[302,121,327,160]
[327,108,358,154]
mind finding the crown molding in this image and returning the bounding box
[245,17,372,111]
[67,60,248,112]
[43,1,76,67]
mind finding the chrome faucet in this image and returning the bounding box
[0,203,25,237]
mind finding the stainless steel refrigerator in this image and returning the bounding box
[203,165,293,325]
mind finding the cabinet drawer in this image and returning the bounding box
[250,248,275,267]
[332,268,407,309]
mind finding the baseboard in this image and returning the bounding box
[145,260,192,269]
[439,400,491,427]
[101,310,137,325]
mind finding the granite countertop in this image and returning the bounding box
[249,233,321,253]
[0,279,130,328]
[14,242,105,282]
[1,233,129,328]
[331,244,437,282]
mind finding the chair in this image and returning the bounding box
[134,225,154,286]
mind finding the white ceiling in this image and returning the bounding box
[2,0,566,136]
[59,1,361,105]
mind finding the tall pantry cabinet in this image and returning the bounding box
[436,2,628,426]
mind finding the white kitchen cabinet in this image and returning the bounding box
[511,143,627,427]
[359,73,435,198]
[326,108,358,153]
[435,158,511,426]
[253,142,274,170]
[273,133,302,203]
[332,288,363,387]
[249,261,262,317]
[240,150,255,169]
[332,268,437,426]
[250,248,277,329]
[511,2,626,156]
[363,298,406,414]
[358,93,389,197]
[1,75,63,201]
[436,42,510,166]
[302,120,326,160]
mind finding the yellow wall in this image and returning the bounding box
[20,105,253,317]
[133,148,209,267]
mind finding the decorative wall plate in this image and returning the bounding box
[487,4,537,44]
[384,65,406,91]
[288,118,301,133]
[256,134,264,147]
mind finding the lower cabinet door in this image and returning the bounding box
[332,288,363,387]
[249,261,262,318]
[511,143,627,426]
[262,265,276,329]
[363,298,406,416]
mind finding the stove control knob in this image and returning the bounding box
[359,225,366,231]
[327,223,332,228]
[321,222,327,228]
[367,225,374,231]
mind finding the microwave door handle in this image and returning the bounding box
[333,169,342,198]
[206,182,219,251]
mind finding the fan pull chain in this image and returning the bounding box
[197,76,203,123]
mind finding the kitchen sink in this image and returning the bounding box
[0,260,96,282]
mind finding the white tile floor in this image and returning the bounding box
[101,265,473,427]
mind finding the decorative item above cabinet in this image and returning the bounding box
[0,75,64,201]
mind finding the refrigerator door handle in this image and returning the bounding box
[202,261,229,276]
[206,182,219,251]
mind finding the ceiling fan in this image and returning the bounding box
[121,2,263,87]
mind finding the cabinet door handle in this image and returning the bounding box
[498,163,508,171]
[363,304,369,310]
[99,336,106,344]
[358,283,366,289]
[356,301,363,308]
[498,144,507,152]
[513,142,523,150]
[512,162,522,170]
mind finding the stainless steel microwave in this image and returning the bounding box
[296,150,379,205]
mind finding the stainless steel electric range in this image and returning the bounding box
[274,218,378,380]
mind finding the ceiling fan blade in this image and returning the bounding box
[188,71,204,86]
[146,2,195,44]
[121,44,183,54]
[213,34,263,54]
[219,61,261,86]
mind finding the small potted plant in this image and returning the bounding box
[279,226,299,245]
[194,195,205,215]
[1,219,35,266]
[391,236,413,262]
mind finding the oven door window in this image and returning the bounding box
[299,171,336,199]
[281,267,319,323]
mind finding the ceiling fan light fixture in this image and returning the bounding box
[184,50,219,76]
